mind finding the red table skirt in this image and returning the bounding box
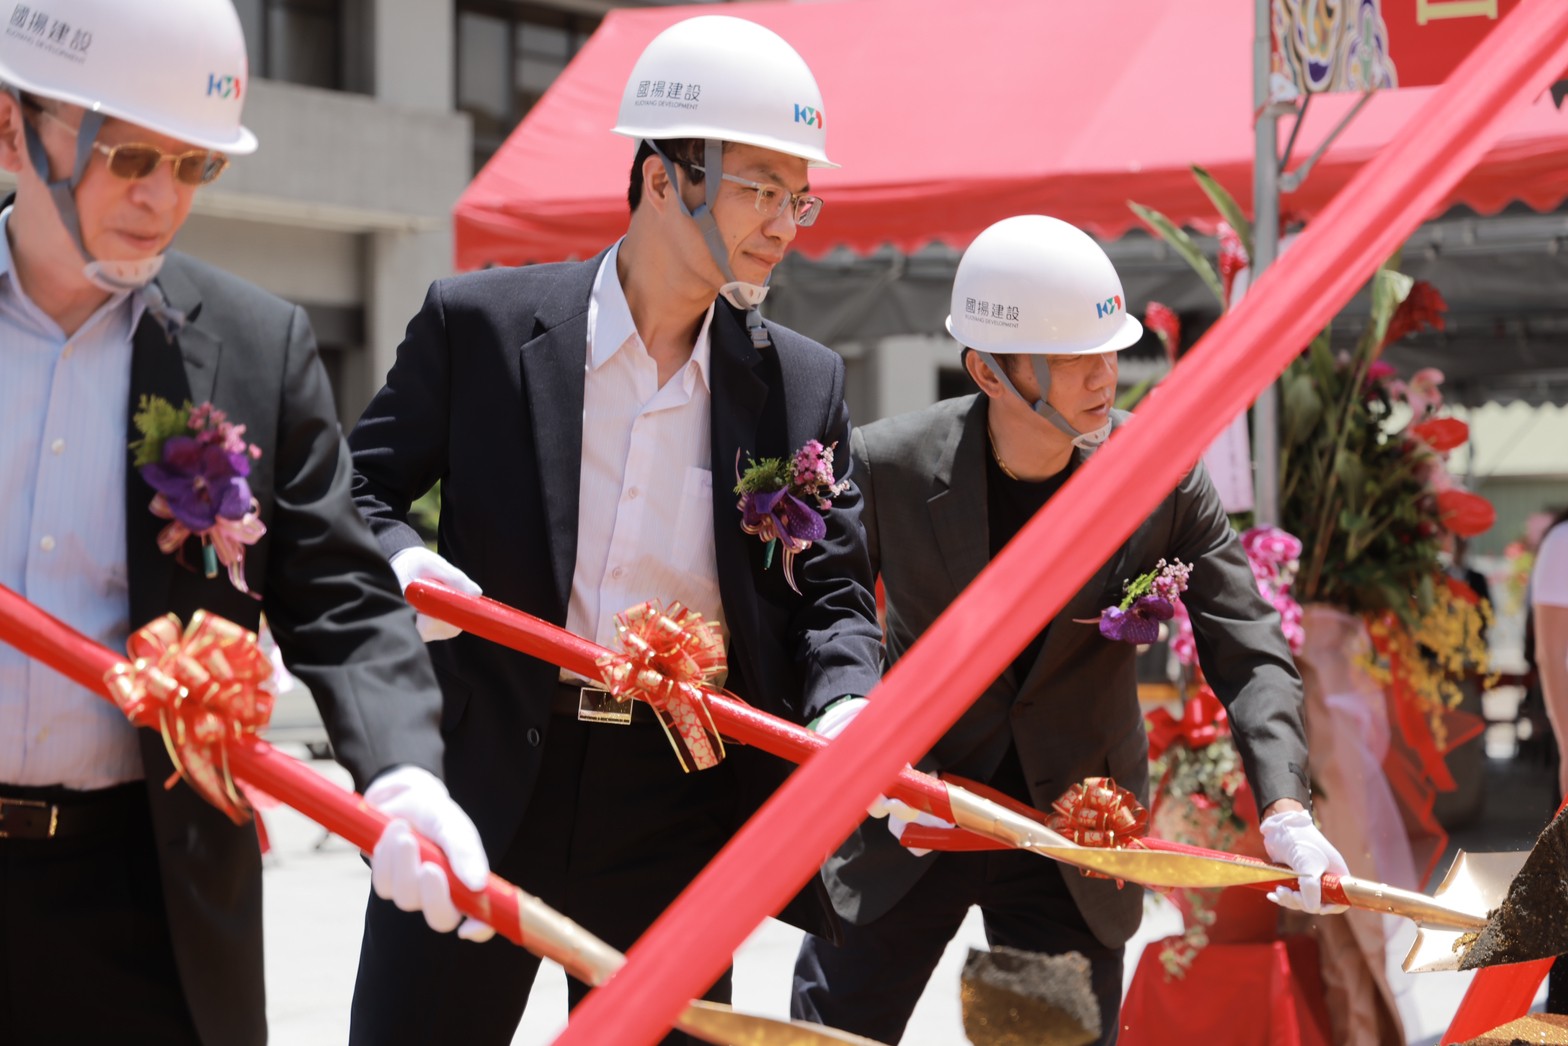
[1120,936,1334,1046]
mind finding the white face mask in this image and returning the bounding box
[718,281,769,310]
[1071,420,1112,451]
[83,255,166,294]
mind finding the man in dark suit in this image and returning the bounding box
[346,15,882,1046]
[791,216,1344,1045]
[0,4,485,1044]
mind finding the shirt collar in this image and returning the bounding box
[0,206,144,335]
[589,240,714,393]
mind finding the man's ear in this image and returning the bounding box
[0,94,29,175]
[641,152,673,213]
[964,348,1007,399]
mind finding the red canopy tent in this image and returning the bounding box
[452,0,1568,270]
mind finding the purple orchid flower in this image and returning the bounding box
[739,487,828,548]
[140,435,254,532]
[1098,594,1175,645]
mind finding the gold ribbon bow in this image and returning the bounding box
[597,601,727,772]
[104,611,275,823]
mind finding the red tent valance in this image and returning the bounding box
[453,0,1568,270]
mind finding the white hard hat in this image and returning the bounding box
[946,215,1143,355]
[0,0,256,154]
[613,15,835,168]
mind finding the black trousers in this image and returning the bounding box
[792,845,1125,1046]
[350,711,739,1045]
[0,782,201,1046]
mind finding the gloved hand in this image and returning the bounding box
[812,697,951,844]
[390,546,482,642]
[887,806,953,858]
[1260,808,1350,915]
[365,766,495,941]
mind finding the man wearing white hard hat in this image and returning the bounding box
[347,15,881,1044]
[0,2,488,1043]
[792,216,1341,1045]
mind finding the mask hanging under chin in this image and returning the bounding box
[83,254,165,293]
[719,281,769,310]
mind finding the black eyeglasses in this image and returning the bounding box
[691,164,823,227]
[33,105,229,186]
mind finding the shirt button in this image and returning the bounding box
[627,487,640,500]
[39,535,56,552]
[526,728,541,747]
[50,438,65,454]
[611,566,625,579]
[61,343,74,359]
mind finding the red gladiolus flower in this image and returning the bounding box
[1378,280,1448,354]
[1144,302,1181,363]
[1411,417,1469,453]
[1218,223,1249,309]
[1436,489,1496,538]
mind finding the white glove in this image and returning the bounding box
[813,697,950,839]
[1261,809,1351,915]
[365,766,495,942]
[888,807,954,858]
[390,546,482,642]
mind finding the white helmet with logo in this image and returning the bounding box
[948,216,1143,449]
[946,215,1141,356]
[0,0,255,153]
[0,0,255,324]
[613,16,835,349]
[613,15,833,168]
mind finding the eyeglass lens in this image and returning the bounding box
[105,145,227,186]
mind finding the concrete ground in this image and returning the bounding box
[258,743,1556,1045]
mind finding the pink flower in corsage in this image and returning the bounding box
[130,396,266,593]
[734,439,851,595]
[1084,558,1191,645]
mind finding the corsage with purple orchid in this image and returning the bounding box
[130,396,266,593]
[734,439,850,595]
[1083,558,1192,645]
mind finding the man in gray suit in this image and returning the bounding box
[792,216,1344,1045]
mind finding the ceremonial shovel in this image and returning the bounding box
[0,584,881,1046]
[407,582,1568,967]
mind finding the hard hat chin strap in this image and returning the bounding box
[648,138,771,348]
[976,351,1111,452]
[15,92,184,339]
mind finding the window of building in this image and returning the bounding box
[234,0,365,93]
[456,2,600,172]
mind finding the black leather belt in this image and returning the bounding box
[0,782,142,841]
[551,683,656,724]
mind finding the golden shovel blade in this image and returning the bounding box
[681,1001,888,1045]
[1403,850,1529,974]
[946,786,1297,890]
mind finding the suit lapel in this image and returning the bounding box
[518,258,599,615]
[707,306,767,618]
[1029,425,1139,679]
[928,397,991,595]
[124,262,219,626]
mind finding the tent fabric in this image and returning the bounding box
[453,0,1568,271]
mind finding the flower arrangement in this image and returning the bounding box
[1131,166,1494,627]
[1089,559,1192,645]
[734,439,850,594]
[130,396,266,593]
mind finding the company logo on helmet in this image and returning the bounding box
[207,73,242,100]
[793,104,822,129]
[6,6,93,61]
[1095,295,1123,319]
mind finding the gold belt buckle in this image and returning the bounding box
[578,687,633,726]
[0,796,58,839]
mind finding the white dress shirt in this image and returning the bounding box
[564,242,726,664]
[0,208,144,788]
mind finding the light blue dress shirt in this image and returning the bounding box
[0,207,145,788]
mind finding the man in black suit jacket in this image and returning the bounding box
[792,217,1344,1045]
[347,15,883,1045]
[0,4,484,1044]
